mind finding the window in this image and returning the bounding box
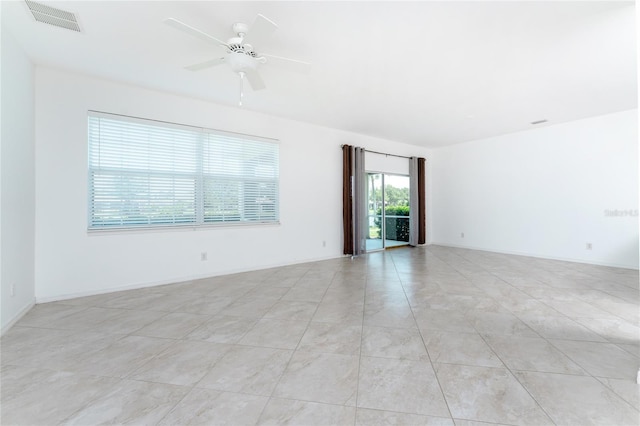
[88,112,279,230]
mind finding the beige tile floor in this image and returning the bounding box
[1,245,639,425]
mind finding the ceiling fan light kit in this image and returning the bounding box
[165,14,310,106]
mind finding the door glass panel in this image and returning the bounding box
[384,175,410,248]
[366,173,383,251]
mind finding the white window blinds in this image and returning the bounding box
[88,112,279,230]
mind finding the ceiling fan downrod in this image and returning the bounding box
[238,71,245,107]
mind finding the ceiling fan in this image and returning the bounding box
[165,14,311,105]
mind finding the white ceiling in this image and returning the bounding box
[3,1,637,147]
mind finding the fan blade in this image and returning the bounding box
[244,68,266,91]
[165,18,228,48]
[243,14,278,46]
[185,57,226,71]
[261,53,311,74]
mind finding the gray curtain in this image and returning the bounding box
[352,146,367,255]
[409,156,419,246]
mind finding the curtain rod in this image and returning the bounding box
[366,149,411,160]
[340,145,411,159]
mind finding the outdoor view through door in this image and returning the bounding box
[366,173,410,251]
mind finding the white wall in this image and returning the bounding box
[34,67,431,301]
[1,18,36,331]
[431,109,639,269]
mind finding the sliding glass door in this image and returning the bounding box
[384,174,410,248]
[366,173,410,251]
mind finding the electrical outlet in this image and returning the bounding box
[322,240,326,247]
[586,243,592,250]
[461,232,465,238]
[201,252,208,261]
[10,283,15,297]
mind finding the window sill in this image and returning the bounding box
[87,221,281,236]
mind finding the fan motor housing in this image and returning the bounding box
[227,43,257,57]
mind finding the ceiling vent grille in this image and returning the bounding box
[531,119,548,125]
[25,0,81,32]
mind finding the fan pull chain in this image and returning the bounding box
[238,72,245,106]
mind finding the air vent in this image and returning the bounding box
[25,0,81,32]
[531,119,548,125]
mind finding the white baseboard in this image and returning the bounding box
[36,253,344,304]
[1,300,36,336]
[428,242,639,271]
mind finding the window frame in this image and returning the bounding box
[87,111,280,232]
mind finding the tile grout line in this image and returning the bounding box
[389,249,456,422]
[251,266,343,425]
[591,375,640,413]
[352,255,368,425]
[460,248,590,426]
[429,246,559,425]
[140,267,299,426]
